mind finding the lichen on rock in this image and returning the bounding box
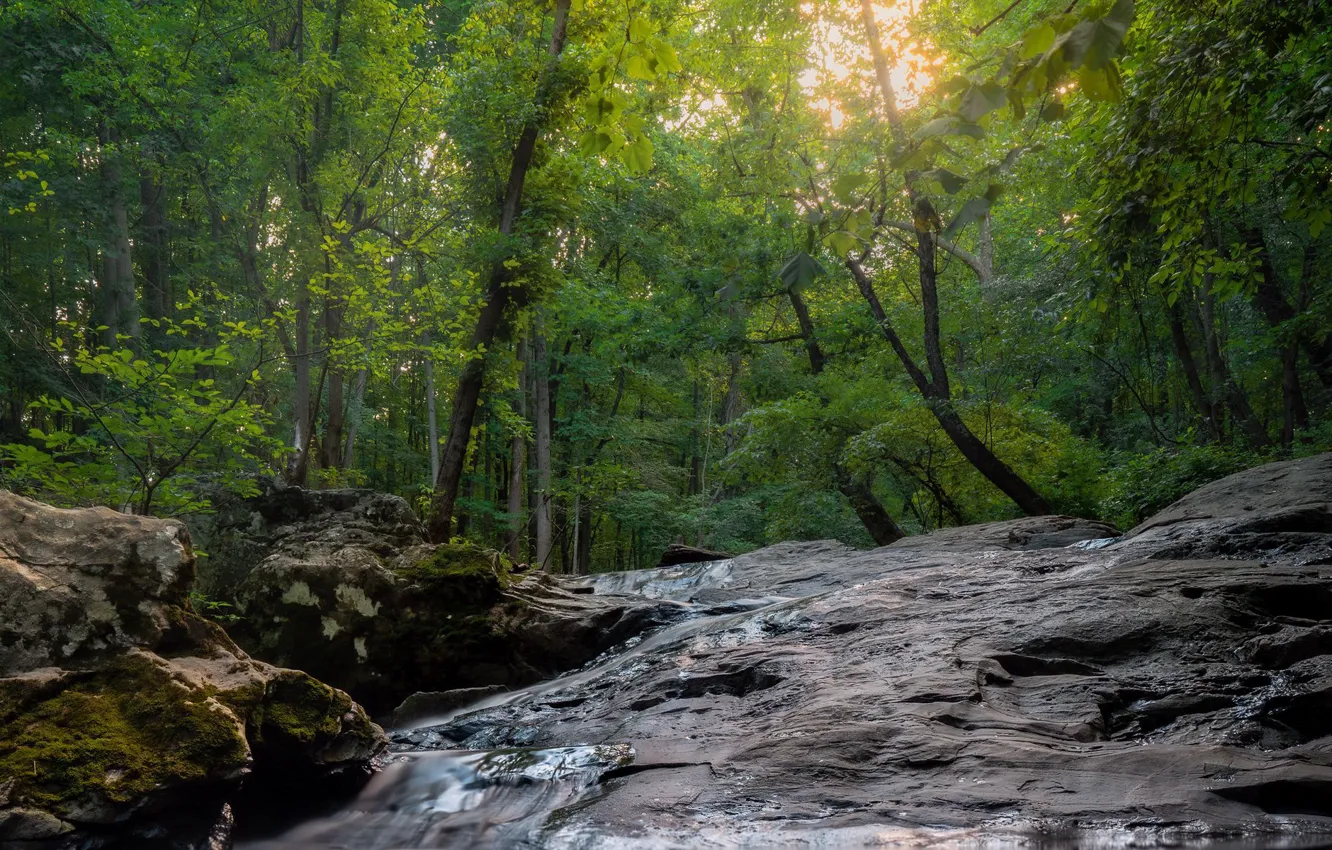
[0,491,387,840]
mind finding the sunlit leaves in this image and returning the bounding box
[1019,23,1056,60]
[621,133,654,174]
[833,173,870,203]
[914,116,985,141]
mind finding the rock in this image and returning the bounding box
[391,686,509,728]
[216,489,689,714]
[562,517,1120,604]
[185,482,425,600]
[0,492,385,842]
[656,543,731,567]
[277,454,1332,847]
[886,514,1121,552]
[1114,452,1332,565]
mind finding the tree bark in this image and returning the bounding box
[851,0,1049,516]
[977,211,996,288]
[287,280,313,485]
[506,340,527,561]
[425,0,573,542]
[1166,300,1218,439]
[423,331,440,484]
[788,288,826,375]
[96,124,139,350]
[137,173,171,335]
[846,257,1052,515]
[835,465,905,546]
[533,328,553,568]
[342,365,370,469]
[1245,228,1307,446]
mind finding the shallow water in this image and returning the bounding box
[233,581,1332,850]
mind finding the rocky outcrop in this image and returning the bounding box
[215,489,689,715]
[0,492,385,845]
[185,482,423,599]
[1116,451,1332,565]
[249,454,1332,848]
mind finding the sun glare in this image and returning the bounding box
[800,1,938,129]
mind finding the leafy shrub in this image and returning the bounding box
[1099,444,1268,530]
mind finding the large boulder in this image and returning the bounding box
[0,492,385,844]
[213,488,688,715]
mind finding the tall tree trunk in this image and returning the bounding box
[977,211,996,287]
[287,281,313,485]
[342,365,370,469]
[787,288,826,375]
[425,0,573,542]
[1193,277,1260,445]
[854,0,1049,516]
[138,173,171,335]
[97,124,138,350]
[1166,300,1218,439]
[575,493,592,575]
[533,328,553,568]
[1280,344,1308,447]
[320,296,345,470]
[835,465,905,546]
[688,379,702,497]
[1245,228,1308,446]
[506,340,527,561]
[846,257,1051,516]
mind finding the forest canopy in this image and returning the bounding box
[1,0,1329,572]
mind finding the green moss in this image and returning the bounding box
[248,671,347,745]
[396,543,513,608]
[217,670,379,757]
[399,543,511,582]
[0,655,249,815]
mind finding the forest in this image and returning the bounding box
[1,0,1329,574]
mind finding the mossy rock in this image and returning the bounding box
[0,653,250,822]
[396,543,514,608]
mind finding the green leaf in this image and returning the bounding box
[1078,64,1124,102]
[628,17,653,42]
[914,117,956,140]
[626,54,657,80]
[955,82,1007,122]
[650,38,683,73]
[919,168,968,194]
[823,230,860,256]
[1019,22,1056,60]
[914,116,985,141]
[1041,100,1066,121]
[942,185,1003,239]
[777,251,826,291]
[578,130,612,155]
[1053,0,1134,71]
[621,134,654,174]
[832,172,869,202]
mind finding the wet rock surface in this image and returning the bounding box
[245,454,1332,848]
[0,491,385,848]
[212,488,689,714]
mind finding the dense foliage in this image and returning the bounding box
[1,0,1328,572]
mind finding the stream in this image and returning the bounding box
[231,560,1332,849]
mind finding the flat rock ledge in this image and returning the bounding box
[392,454,1332,844]
[0,492,386,846]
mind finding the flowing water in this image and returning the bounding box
[232,564,1332,850]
